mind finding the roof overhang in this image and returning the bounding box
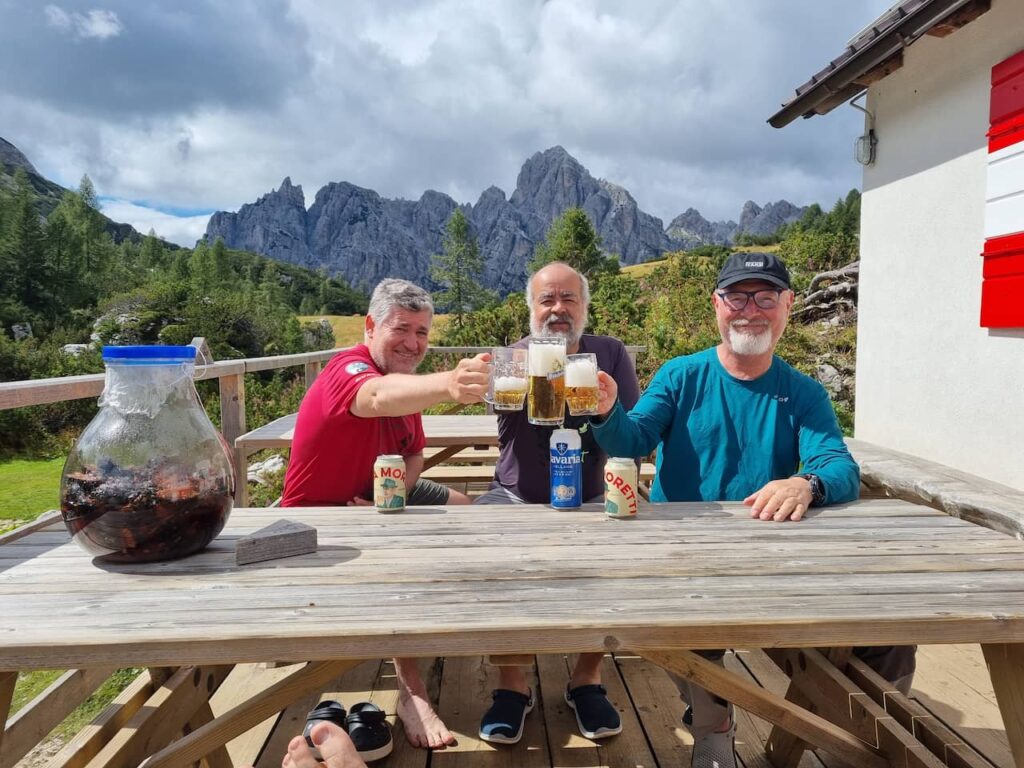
[768,0,991,128]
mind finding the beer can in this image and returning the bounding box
[550,428,582,508]
[604,457,638,518]
[373,454,406,513]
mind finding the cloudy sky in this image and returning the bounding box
[1,0,895,247]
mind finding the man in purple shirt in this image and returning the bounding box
[475,262,641,746]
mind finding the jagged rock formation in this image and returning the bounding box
[736,199,804,238]
[0,137,39,175]
[206,146,806,294]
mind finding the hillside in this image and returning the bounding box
[1,137,150,246]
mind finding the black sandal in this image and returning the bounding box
[346,701,394,761]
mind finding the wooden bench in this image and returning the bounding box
[846,437,1024,539]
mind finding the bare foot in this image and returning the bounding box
[397,689,456,750]
[280,722,367,768]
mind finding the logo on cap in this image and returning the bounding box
[745,261,764,267]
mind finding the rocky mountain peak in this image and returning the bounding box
[205,146,808,295]
[0,137,39,175]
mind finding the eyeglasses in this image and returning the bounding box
[716,289,783,311]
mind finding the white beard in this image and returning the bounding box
[728,324,773,356]
[531,313,582,346]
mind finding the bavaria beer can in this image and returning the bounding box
[604,457,638,518]
[550,428,582,508]
[373,454,406,513]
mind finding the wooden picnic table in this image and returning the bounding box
[233,413,499,505]
[1,499,1023,767]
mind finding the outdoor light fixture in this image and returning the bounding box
[850,93,877,166]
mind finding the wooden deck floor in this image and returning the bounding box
[211,645,1012,768]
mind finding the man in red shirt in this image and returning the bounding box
[282,278,489,750]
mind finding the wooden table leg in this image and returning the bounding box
[142,659,359,768]
[640,649,888,768]
[981,643,1024,767]
[766,647,852,767]
[0,671,16,758]
[422,445,463,470]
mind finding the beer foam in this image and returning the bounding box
[494,375,527,392]
[528,343,565,376]
[565,359,598,387]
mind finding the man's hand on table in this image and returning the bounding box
[447,353,490,403]
[347,496,372,506]
[744,477,813,522]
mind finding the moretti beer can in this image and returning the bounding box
[604,458,638,518]
[373,454,406,513]
[550,428,582,508]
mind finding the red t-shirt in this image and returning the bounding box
[281,344,425,506]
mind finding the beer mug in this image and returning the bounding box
[565,353,600,416]
[485,347,528,411]
[527,337,567,426]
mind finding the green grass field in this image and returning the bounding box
[0,456,65,530]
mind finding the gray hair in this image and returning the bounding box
[367,279,434,324]
[525,262,591,311]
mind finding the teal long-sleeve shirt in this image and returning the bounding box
[591,348,859,504]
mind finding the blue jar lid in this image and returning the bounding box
[102,345,197,363]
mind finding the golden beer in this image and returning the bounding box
[566,386,599,415]
[492,375,527,411]
[373,454,406,513]
[527,374,565,424]
[565,353,599,416]
[527,338,566,425]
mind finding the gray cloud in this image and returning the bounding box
[1,0,894,228]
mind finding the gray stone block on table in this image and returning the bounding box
[235,519,318,565]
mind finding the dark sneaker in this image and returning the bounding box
[303,700,347,760]
[479,688,535,744]
[564,683,622,739]
[346,701,393,762]
[691,718,737,768]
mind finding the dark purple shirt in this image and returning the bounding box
[494,334,641,502]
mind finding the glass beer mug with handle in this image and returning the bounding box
[485,347,528,411]
[527,336,567,425]
[565,353,600,416]
[60,345,235,563]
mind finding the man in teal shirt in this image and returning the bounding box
[591,252,914,768]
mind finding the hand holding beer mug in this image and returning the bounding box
[594,371,619,417]
[485,347,528,411]
[565,353,599,416]
[527,337,567,426]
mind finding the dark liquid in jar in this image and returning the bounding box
[61,460,231,563]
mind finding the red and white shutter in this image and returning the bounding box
[982,48,1024,327]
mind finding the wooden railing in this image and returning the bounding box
[0,342,645,449]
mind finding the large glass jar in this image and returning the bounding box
[60,346,234,563]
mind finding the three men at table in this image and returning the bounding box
[281,278,490,750]
[475,261,641,744]
[590,252,914,768]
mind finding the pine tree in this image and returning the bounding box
[140,229,166,268]
[2,170,48,316]
[429,209,491,328]
[528,207,615,278]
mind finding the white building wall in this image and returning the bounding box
[857,0,1024,490]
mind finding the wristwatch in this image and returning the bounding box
[793,473,826,506]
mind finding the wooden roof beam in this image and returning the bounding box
[926,0,991,37]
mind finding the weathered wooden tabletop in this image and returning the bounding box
[3,499,1024,672]
[233,413,499,451]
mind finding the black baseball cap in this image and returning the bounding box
[716,252,791,290]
